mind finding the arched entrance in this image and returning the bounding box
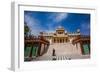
[52,37,69,43]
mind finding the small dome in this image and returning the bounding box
[77,29,80,33]
[56,25,64,30]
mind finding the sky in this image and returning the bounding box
[24,11,90,36]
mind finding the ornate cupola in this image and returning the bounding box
[56,26,65,34]
[77,29,80,33]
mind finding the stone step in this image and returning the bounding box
[36,55,90,60]
[43,43,79,56]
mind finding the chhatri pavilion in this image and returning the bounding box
[42,26,80,44]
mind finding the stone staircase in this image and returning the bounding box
[43,42,80,56]
[34,42,90,61]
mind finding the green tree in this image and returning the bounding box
[24,23,30,36]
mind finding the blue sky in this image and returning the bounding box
[24,11,90,36]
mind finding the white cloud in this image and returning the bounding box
[46,23,55,31]
[24,13,69,35]
[49,13,68,23]
[25,14,40,27]
[55,13,68,22]
[24,14,43,36]
[45,13,68,32]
